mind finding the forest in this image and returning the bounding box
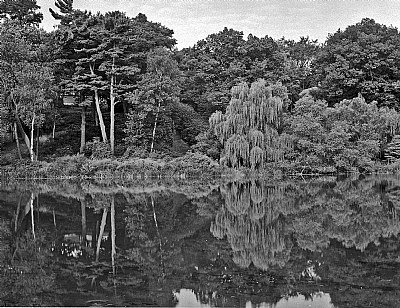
[2,0,400,176]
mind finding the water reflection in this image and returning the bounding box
[211,181,293,270]
[211,176,400,271]
[174,289,335,308]
[0,176,400,306]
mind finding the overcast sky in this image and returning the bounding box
[37,0,400,48]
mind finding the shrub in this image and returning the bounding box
[85,140,112,159]
[167,152,220,176]
[289,94,400,172]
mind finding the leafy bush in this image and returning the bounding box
[85,140,112,159]
[192,129,222,160]
[40,155,87,177]
[167,152,220,176]
[123,146,149,159]
[81,158,119,177]
[289,94,400,172]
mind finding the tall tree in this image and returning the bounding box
[277,36,320,105]
[209,79,293,169]
[51,5,96,152]
[314,18,400,108]
[97,11,141,154]
[177,28,248,117]
[51,2,176,154]
[177,29,288,119]
[0,20,54,160]
[125,48,180,153]
[10,62,54,161]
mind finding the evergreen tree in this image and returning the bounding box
[49,0,73,25]
[51,1,176,154]
[0,0,43,25]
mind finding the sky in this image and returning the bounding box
[37,0,400,49]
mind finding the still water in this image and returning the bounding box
[0,175,400,307]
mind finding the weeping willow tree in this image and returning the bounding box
[209,79,293,169]
[210,180,295,271]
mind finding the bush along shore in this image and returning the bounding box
[1,153,226,180]
[3,151,400,181]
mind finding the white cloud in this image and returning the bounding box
[37,0,400,48]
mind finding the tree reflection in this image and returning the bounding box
[2,176,400,306]
[211,177,400,272]
[289,176,400,252]
[211,181,294,270]
[0,190,58,306]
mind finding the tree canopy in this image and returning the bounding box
[315,18,400,108]
[1,2,400,173]
[0,0,43,25]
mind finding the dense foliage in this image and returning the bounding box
[209,80,293,169]
[2,0,400,173]
[1,176,400,306]
[288,93,400,172]
[314,18,400,107]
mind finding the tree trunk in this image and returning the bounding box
[92,221,98,251]
[92,99,99,127]
[94,89,108,142]
[111,196,116,275]
[53,209,56,228]
[81,200,86,246]
[15,112,35,160]
[80,105,86,154]
[14,122,22,160]
[52,120,56,139]
[36,194,39,225]
[36,125,39,161]
[30,193,35,240]
[150,100,161,153]
[122,101,127,115]
[30,115,35,162]
[151,196,165,277]
[110,74,115,155]
[96,208,108,262]
[14,195,22,233]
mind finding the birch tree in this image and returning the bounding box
[125,48,180,153]
[10,63,54,161]
[0,20,55,160]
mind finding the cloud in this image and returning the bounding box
[37,0,400,48]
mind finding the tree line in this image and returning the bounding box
[2,0,400,172]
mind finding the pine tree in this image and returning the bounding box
[49,0,73,25]
[51,4,176,154]
[210,79,293,169]
[0,0,43,25]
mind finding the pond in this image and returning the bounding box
[0,175,400,307]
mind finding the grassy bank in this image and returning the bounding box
[1,152,228,180]
[2,151,400,181]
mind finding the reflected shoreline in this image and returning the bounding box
[0,175,400,307]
